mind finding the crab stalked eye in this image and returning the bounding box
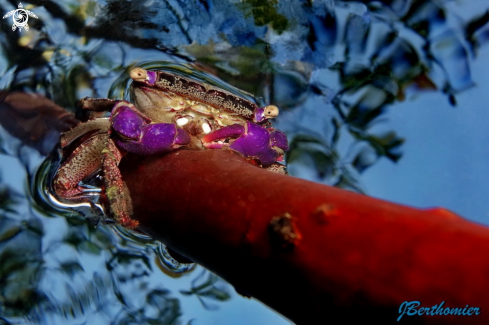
[263,105,279,118]
[130,68,148,82]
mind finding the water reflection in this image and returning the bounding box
[1,0,488,324]
[156,243,196,275]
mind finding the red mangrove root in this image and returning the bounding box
[120,149,489,324]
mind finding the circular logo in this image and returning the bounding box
[13,9,28,28]
[2,3,38,32]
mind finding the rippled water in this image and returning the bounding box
[1,0,489,324]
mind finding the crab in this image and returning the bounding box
[128,68,288,166]
[53,67,289,229]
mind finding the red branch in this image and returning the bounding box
[120,149,489,324]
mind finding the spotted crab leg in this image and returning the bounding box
[76,97,123,120]
[54,133,109,198]
[60,118,110,147]
[101,138,138,228]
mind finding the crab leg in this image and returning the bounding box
[54,133,109,198]
[101,138,138,228]
[270,129,289,151]
[60,118,110,147]
[77,97,120,112]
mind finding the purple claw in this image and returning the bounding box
[175,128,191,145]
[203,121,286,166]
[110,101,190,155]
[111,104,145,140]
[230,122,278,165]
[115,123,189,155]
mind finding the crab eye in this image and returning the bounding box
[130,68,148,82]
[263,105,279,118]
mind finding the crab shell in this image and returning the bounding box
[129,68,279,125]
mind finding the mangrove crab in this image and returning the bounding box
[128,68,288,165]
[53,67,289,228]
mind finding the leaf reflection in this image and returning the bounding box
[180,270,230,311]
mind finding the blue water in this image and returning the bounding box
[364,55,489,224]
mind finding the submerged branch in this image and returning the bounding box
[120,150,489,324]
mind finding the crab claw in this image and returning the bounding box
[111,101,190,155]
[202,124,245,149]
[114,124,190,155]
[202,121,288,166]
[111,103,147,140]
